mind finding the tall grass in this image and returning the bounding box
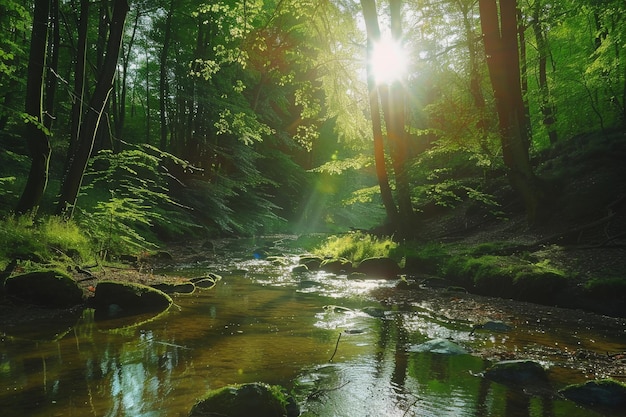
[313,231,398,263]
[0,215,94,270]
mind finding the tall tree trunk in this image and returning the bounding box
[531,1,557,144]
[57,0,129,219]
[360,0,399,228]
[386,0,413,232]
[478,0,543,223]
[159,0,174,151]
[16,0,51,215]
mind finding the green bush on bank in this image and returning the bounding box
[312,232,399,264]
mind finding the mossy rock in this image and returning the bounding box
[513,270,568,303]
[299,256,323,271]
[355,257,401,279]
[189,382,298,417]
[320,258,352,274]
[484,360,548,387]
[559,379,626,410]
[291,264,309,273]
[4,270,84,308]
[92,281,172,318]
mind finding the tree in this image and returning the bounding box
[15,0,52,215]
[478,0,543,222]
[57,0,129,219]
[361,0,415,236]
[361,0,399,229]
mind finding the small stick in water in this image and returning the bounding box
[329,332,342,362]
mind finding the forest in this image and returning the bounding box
[1,1,626,416]
[1,0,625,276]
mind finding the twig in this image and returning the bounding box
[329,332,342,362]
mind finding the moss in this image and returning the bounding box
[4,270,84,308]
[189,383,294,417]
[559,378,626,409]
[92,281,172,313]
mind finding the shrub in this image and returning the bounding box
[313,231,398,263]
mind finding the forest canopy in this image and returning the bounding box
[0,0,624,253]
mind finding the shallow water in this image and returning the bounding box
[0,238,624,417]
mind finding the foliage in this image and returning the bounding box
[77,147,200,255]
[313,231,398,263]
[0,215,94,270]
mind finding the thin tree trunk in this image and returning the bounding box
[115,8,140,149]
[159,0,174,151]
[145,40,151,143]
[16,0,51,215]
[57,0,129,219]
[44,0,59,131]
[531,1,557,144]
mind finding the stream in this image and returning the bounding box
[1,237,625,416]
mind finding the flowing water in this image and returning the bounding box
[1,237,625,417]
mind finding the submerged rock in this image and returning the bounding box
[470,320,512,335]
[151,282,195,294]
[408,338,469,355]
[484,360,548,387]
[559,379,626,411]
[4,270,84,308]
[191,273,222,289]
[189,382,298,417]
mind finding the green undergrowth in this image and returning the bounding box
[312,231,399,264]
[0,215,95,271]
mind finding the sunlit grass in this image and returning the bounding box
[313,231,398,263]
[0,215,94,270]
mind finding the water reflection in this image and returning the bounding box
[0,239,622,416]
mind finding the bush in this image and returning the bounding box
[313,232,398,263]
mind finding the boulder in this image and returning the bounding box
[320,259,352,274]
[559,379,626,410]
[4,270,84,308]
[92,281,172,318]
[484,360,548,387]
[299,256,323,271]
[189,382,298,417]
[355,257,401,279]
[408,338,468,355]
